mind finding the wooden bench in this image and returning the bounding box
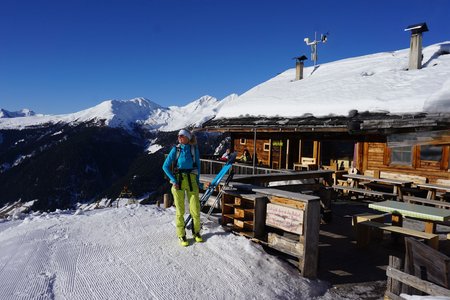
[356,220,439,249]
[364,170,427,185]
[333,184,397,200]
[437,179,450,185]
[436,179,450,199]
[352,212,391,226]
[403,195,450,209]
[353,212,392,240]
[364,170,429,198]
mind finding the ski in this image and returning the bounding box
[205,169,234,219]
[185,152,237,229]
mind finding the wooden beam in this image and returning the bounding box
[386,266,450,296]
[300,200,320,278]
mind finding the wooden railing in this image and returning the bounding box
[199,158,287,175]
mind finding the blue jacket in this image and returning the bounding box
[162,144,200,184]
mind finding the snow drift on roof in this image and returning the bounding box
[215,42,450,119]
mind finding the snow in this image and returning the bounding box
[3,42,449,132]
[146,139,163,154]
[1,42,449,298]
[0,95,234,132]
[401,295,450,300]
[154,94,236,132]
[0,108,36,118]
[215,42,450,118]
[0,205,340,299]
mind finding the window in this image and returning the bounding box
[420,145,442,161]
[390,146,413,166]
[263,143,270,151]
[301,140,313,158]
[240,138,246,145]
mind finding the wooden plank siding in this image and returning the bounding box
[233,136,272,167]
[232,135,296,169]
[366,142,386,169]
[363,141,450,183]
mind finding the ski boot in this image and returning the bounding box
[193,232,203,243]
[179,236,189,247]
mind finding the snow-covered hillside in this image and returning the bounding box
[0,95,234,131]
[142,94,236,131]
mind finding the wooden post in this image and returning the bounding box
[164,194,171,208]
[373,169,380,178]
[285,139,290,169]
[252,128,257,175]
[254,196,268,239]
[386,255,404,298]
[391,213,403,227]
[300,199,320,278]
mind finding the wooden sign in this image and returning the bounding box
[266,203,304,235]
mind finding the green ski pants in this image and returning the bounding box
[171,173,201,237]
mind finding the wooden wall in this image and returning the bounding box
[362,142,450,183]
[229,132,450,182]
[233,137,271,166]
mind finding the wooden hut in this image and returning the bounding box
[203,112,450,183]
[202,38,450,183]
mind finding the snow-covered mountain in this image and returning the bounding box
[0,108,36,118]
[0,95,236,131]
[149,94,236,131]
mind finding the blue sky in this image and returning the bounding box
[0,0,449,114]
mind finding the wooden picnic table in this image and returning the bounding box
[417,183,450,200]
[234,169,334,187]
[369,200,450,233]
[343,174,413,200]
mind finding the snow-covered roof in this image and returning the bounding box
[215,42,450,120]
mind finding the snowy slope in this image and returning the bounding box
[0,97,160,130]
[0,205,337,300]
[0,95,234,131]
[147,94,236,131]
[215,42,450,118]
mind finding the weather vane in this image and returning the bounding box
[304,32,328,67]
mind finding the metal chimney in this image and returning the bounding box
[294,55,307,80]
[404,22,429,70]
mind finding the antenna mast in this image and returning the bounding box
[304,32,328,67]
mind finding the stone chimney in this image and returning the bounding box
[404,22,429,70]
[294,55,308,80]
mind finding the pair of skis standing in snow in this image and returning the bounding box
[162,129,235,246]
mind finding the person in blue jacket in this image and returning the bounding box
[162,129,203,246]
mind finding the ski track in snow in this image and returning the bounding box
[0,205,330,300]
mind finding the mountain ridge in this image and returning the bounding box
[0,95,235,131]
